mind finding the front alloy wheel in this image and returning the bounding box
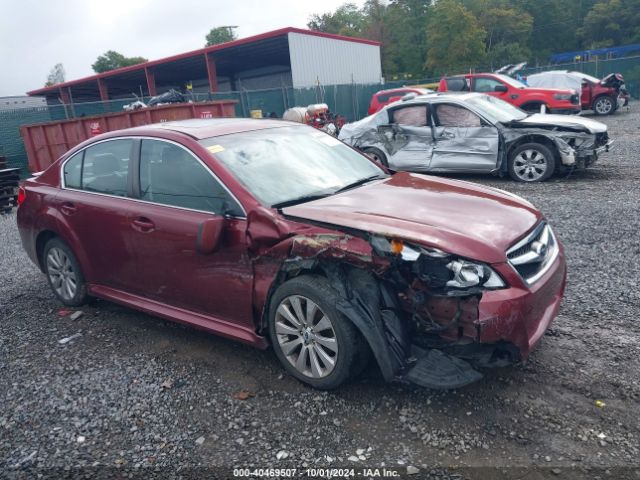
[275,295,338,379]
[508,143,556,182]
[268,275,366,389]
[593,96,614,115]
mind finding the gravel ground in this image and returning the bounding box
[1,108,639,479]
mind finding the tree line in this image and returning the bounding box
[308,0,640,79]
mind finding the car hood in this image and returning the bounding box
[283,172,542,264]
[512,113,607,133]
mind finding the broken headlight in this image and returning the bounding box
[371,236,506,290]
[446,259,505,289]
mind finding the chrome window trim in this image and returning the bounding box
[59,136,247,219]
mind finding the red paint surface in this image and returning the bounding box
[284,172,541,264]
[17,119,566,363]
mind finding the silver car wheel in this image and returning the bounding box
[47,247,77,301]
[595,97,613,115]
[275,295,338,379]
[513,149,547,182]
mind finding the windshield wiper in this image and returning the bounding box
[333,174,388,194]
[271,192,335,209]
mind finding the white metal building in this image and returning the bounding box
[28,28,383,103]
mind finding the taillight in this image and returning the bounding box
[17,186,26,206]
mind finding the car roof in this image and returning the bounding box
[398,91,483,105]
[375,87,429,94]
[116,118,296,140]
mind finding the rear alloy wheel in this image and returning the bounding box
[593,96,614,115]
[268,275,364,389]
[363,147,389,167]
[43,238,88,306]
[508,143,556,182]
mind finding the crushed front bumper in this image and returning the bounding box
[476,246,567,359]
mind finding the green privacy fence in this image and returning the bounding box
[2,54,639,176]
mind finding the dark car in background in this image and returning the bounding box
[17,118,566,390]
[339,92,611,182]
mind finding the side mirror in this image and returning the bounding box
[494,85,508,93]
[197,217,224,254]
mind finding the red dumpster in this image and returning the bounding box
[20,100,237,173]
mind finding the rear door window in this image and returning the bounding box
[390,105,429,127]
[63,139,133,196]
[445,77,469,91]
[63,152,83,189]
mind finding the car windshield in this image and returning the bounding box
[200,126,385,208]
[466,94,529,123]
[496,74,528,89]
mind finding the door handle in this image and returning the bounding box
[60,202,77,215]
[131,217,155,232]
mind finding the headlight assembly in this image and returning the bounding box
[371,236,506,290]
[446,259,505,289]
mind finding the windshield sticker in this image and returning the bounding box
[207,145,225,154]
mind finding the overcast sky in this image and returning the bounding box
[0,0,364,96]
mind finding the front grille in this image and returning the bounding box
[507,222,559,285]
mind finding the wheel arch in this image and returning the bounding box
[592,94,616,112]
[507,134,560,166]
[259,259,402,381]
[35,230,58,272]
[519,101,548,113]
[34,225,93,282]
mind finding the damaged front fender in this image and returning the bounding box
[248,208,490,389]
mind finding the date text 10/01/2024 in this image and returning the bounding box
[233,468,403,478]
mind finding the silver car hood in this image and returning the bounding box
[513,114,607,133]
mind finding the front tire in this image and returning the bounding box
[268,275,365,390]
[43,237,88,307]
[593,96,615,115]
[508,143,556,182]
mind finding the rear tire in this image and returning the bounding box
[43,237,88,307]
[592,95,615,115]
[508,143,556,182]
[268,275,366,390]
[362,147,389,168]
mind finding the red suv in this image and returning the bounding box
[368,87,433,115]
[439,73,580,114]
[17,119,566,390]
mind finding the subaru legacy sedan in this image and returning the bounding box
[17,119,566,390]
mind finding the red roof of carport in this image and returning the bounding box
[27,27,382,96]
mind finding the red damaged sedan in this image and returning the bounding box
[17,119,566,390]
